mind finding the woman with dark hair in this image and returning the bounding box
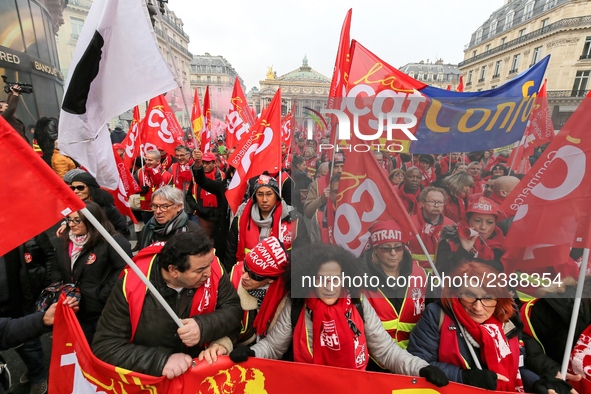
[228,243,449,387]
[53,201,131,343]
[489,164,509,178]
[442,171,474,223]
[407,260,570,393]
[69,172,130,237]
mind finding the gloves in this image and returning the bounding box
[532,375,573,394]
[419,365,449,387]
[229,346,255,363]
[462,368,498,390]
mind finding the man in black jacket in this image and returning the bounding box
[0,85,27,142]
[92,231,242,378]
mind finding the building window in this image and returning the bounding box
[519,28,526,38]
[543,0,556,11]
[541,18,549,29]
[572,70,590,97]
[71,17,84,39]
[505,11,514,30]
[493,60,502,78]
[217,76,221,84]
[581,37,591,60]
[523,0,534,21]
[485,44,491,52]
[490,20,498,36]
[418,72,424,80]
[510,54,520,74]
[475,28,483,44]
[501,37,506,45]
[206,76,211,83]
[197,87,202,96]
[472,50,477,58]
[437,73,444,81]
[408,72,415,78]
[531,46,542,65]
[467,70,473,85]
[479,66,487,82]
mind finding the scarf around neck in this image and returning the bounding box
[141,210,188,247]
[69,232,89,268]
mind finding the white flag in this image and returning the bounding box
[58,0,177,189]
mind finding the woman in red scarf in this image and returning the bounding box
[228,244,449,388]
[436,197,505,276]
[442,171,474,223]
[407,261,572,393]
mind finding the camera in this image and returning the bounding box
[2,75,33,95]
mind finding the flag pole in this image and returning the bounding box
[80,207,183,328]
[414,234,440,278]
[560,247,589,378]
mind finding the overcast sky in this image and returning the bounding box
[171,1,505,91]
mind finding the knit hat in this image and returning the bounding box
[419,154,435,166]
[253,174,280,198]
[71,172,100,188]
[202,152,216,162]
[63,169,87,184]
[467,197,501,220]
[369,220,406,246]
[244,237,288,278]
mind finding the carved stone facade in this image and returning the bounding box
[247,56,330,122]
[459,0,591,129]
[399,59,460,90]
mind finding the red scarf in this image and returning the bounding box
[396,183,421,215]
[452,221,505,261]
[449,298,523,392]
[172,159,194,190]
[253,278,286,336]
[236,199,283,262]
[418,165,435,187]
[293,293,368,370]
[141,165,163,188]
[199,168,219,208]
[160,154,173,171]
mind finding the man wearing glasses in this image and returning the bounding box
[138,186,201,249]
[168,145,199,222]
[407,187,454,269]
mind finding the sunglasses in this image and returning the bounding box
[377,245,405,253]
[70,185,87,191]
[243,263,270,282]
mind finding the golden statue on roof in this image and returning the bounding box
[266,66,275,80]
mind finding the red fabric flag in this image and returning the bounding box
[501,94,591,274]
[191,87,203,140]
[201,86,212,152]
[226,77,254,149]
[121,106,142,172]
[140,95,186,157]
[334,142,419,257]
[226,89,282,213]
[281,112,293,144]
[456,75,464,92]
[446,85,451,91]
[109,147,140,224]
[0,117,85,255]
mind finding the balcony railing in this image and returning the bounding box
[154,27,193,58]
[508,69,519,74]
[466,81,473,86]
[547,89,590,98]
[478,78,485,83]
[160,14,190,41]
[492,73,500,78]
[459,15,591,68]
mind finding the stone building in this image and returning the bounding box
[459,0,591,129]
[189,53,244,121]
[399,59,461,90]
[247,56,330,123]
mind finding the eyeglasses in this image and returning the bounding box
[70,185,87,191]
[66,217,82,225]
[243,263,270,282]
[459,292,498,308]
[425,200,444,206]
[149,203,173,212]
[377,245,405,253]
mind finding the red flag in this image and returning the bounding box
[140,95,186,157]
[334,141,419,256]
[201,86,212,152]
[226,77,254,149]
[456,75,464,92]
[226,89,282,213]
[121,106,142,172]
[0,117,85,255]
[191,87,203,139]
[446,85,451,91]
[109,147,140,224]
[501,94,591,274]
[281,112,293,144]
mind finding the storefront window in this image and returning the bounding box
[0,1,25,52]
[30,2,50,63]
[16,0,38,58]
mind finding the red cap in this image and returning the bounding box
[244,237,288,277]
[202,152,216,161]
[467,197,500,219]
[369,220,405,246]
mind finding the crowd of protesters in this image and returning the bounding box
[1,101,586,394]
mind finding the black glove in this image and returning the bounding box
[229,346,255,363]
[532,375,573,394]
[419,365,449,387]
[462,368,498,390]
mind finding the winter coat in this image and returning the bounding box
[110,127,126,143]
[51,150,77,179]
[53,234,131,321]
[251,297,429,375]
[92,263,242,376]
[1,93,26,142]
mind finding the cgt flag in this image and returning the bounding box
[0,117,85,255]
[226,76,255,149]
[120,106,142,173]
[201,86,212,152]
[140,95,186,157]
[58,0,176,189]
[501,94,591,274]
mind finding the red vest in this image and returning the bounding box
[238,215,295,257]
[365,262,427,349]
[122,245,223,341]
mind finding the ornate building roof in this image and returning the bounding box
[272,55,331,84]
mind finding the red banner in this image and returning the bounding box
[226,89,282,213]
[501,95,591,273]
[0,117,85,255]
[108,147,140,224]
[120,106,142,173]
[201,86,212,152]
[140,95,186,157]
[50,296,513,393]
[226,77,255,149]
